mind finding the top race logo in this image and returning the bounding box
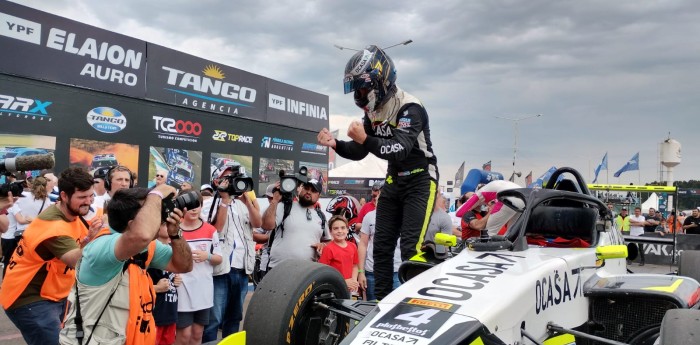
[152,115,202,143]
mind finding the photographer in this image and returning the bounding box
[0,167,99,345]
[201,164,261,342]
[60,185,193,345]
[261,173,330,270]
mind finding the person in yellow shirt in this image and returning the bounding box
[615,207,631,232]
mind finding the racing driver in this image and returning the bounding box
[317,45,438,300]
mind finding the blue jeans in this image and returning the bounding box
[202,269,249,342]
[5,299,64,345]
[365,272,400,301]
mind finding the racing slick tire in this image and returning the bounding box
[658,309,700,345]
[678,250,700,282]
[243,259,350,345]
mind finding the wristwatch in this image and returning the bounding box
[169,228,182,240]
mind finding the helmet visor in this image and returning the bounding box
[343,75,371,94]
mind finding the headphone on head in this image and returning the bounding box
[104,165,134,191]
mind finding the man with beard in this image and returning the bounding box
[261,178,330,269]
[0,166,101,345]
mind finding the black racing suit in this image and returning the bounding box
[334,86,438,299]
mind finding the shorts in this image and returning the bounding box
[176,309,210,328]
[156,323,176,345]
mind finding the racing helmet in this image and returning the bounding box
[343,45,397,111]
[326,195,360,221]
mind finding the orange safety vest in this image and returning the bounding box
[92,228,158,345]
[0,207,87,310]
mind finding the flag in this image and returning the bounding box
[613,152,639,178]
[482,160,492,171]
[592,152,608,183]
[531,166,558,188]
[525,171,532,187]
[454,161,465,191]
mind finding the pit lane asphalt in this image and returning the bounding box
[0,264,678,344]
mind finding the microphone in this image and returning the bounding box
[0,153,55,174]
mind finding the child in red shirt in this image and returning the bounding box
[319,215,360,293]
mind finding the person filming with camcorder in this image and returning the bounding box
[261,166,330,271]
[60,184,195,345]
[201,162,262,342]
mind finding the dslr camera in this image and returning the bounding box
[218,164,254,197]
[161,190,200,223]
[278,166,309,201]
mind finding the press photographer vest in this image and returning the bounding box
[0,205,87,310]
[60,229,157,345]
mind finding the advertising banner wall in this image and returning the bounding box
[145,44,267,123]
[0,1,329,132]
[0,1,147,98]
[0,74,326,194]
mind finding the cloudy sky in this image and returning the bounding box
[13,0,700,186]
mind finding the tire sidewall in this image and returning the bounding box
[244,260,350,345]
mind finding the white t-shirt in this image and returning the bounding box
[268,202,330,268]
[1,204,21,239]
[177,222,222,312]
[360,210,401,273]
[629,215,646,236]
[15,195,51,231]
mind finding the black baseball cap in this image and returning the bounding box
[305,178,322,193]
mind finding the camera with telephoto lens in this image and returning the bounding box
[279,166,308,202]
[0,181,24,198]
[161,190,200,223]
[218,165,254,197]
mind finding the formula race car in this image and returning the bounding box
[241,167,700,345]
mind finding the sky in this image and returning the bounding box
[12,0,700,187]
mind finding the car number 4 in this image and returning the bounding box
[395,309,440,326]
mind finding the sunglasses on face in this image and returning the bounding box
[156,174,165,178]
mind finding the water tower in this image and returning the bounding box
[660,138,681,186]
[660,137,681,215]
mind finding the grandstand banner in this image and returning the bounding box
[145,44,267,123]
[266,79,329,132]
[0,1,147,98]
[0,74,325,189]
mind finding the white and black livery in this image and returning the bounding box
[242,167,700,345]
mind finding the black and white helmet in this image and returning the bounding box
[343,45,397,111]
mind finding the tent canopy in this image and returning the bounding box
[329,154,387,178]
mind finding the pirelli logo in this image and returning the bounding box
[406,298,454,311]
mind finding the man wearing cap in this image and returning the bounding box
[201,163,262,342]
[90,167,109,210]
[261,177,330,269]
[683,208,700,235]
[615,207,630,233]
[355,181,384,233]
